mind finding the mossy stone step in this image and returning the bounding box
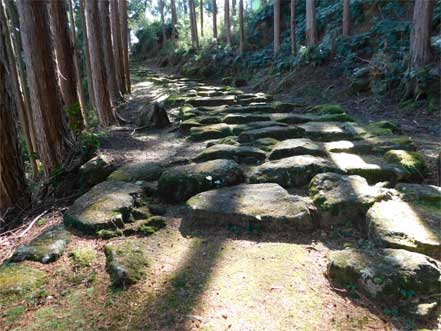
[367,199,441,259]
[186,183,315,232]
[395,183,441,204]
[190,123,233,141]
[269,138,327,160]
[222,113,272,124]
[194,144,266,164]
[108,161,162,182]
[187,95,236,107]
[238,126,305,143]
[297,122,357,141]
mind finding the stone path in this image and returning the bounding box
[1,66,440,330]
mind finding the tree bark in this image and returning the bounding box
[85,0,116,126]
[0,0,38,178]
[171,0,177,43]
[79,0,96,108]
[160,0,167,43]
[0,28,28,217]
[409,0,435,68]
[119,0,131,94]
[239,0,245,54]
[189,0,199,49]
[273,0,280,53]
[98,0,121,106]
[4,0,37,154]
[224,0,231,46]
[200,0,204,37]
[212,0,217,40]
[306,0,317,47]
[17,0,73,176]
[67,0,88,129]
[49,0,84,133]
[110,0,126,95]
[232,0,236,16]
[290,0,296,55]
[342,0,350,37]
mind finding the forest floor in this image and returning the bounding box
[0,64,440,331]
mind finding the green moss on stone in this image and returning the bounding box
[384,150,428,180]
[311,104,345,115]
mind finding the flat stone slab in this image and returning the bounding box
[158,159,244,202]
[395,183,441,204]
[272,113,353,124]
[186,183,315,231]
[328,248,441,302]
[238,126,305,143]
[222,113,272,124]
[10,225,71,264]
[190,123,233,141]
[324,140,374,154]
[64,181,144,234]
[367,200,441,259]
[188,95,236,107]
[105,239,149,288]
[108,161,162,182]
[249,155,341,188]
[269,138,327,160]
[194,144,266,163]
[79,155,116,188]
[309,172,390,228]
[328,152,406,184]
[297,122,356,141]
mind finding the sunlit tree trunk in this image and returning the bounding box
[17,0,74,176]
[290,0,296,54]
[189,0,199,49]
[212,0,217,40]
[342,0,350,37]
[110,0,126,95]
[98,0,120,105]
[0,1,38,178]
[79,0,95,108]
[0,28,28,218]
[49,0,84,133]
[160,0,167,43]
[306,0,317,47]
[409,0,435,68]
[119,0,131,93]
[200,0,204,37]
[85,0,116,126]
[4,0,37,154]
[224,0,231,46]
[171,0,177,43]
[273,0,280,53]
[67,0,88,129]
[239,0,244,54]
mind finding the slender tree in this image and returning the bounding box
[17,0,74,176]
[200,0,204,37]
[239,0,245,54]
[171,0,177,43]
[79,0,96,108]
[0,27,28,217]
[0,1,37,178]
[68,0,88,128]
[224,0,231,46]
[305,0,317,47]
[290,0,296,54]
[110,0,126,95]
[274,0,280,53]
[212,0,217,39]
[119,0,131,93]
[409,0,435,68]
[232,0,236,16]
[189,0,199,49]
[160,0,167,43]
[98,0,121,105]
[342,0,350,37]
[85,0,116,126]
[49,0,84,133]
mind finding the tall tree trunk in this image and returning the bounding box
[212,0,217,40]
[224,0,231,46]
[273,0,280,53]
[160,0,167,44]
[290,0,296,55]
[239,0,244,54]
[232,0,236,16]
[0,0,37,178]
[17,0,73,176]
[171,0,177,43]
[305,0,317,47]
[200,0,204,37]
[4,0,37,155]
[110,0,126,95]
[189,0,199,49]
[409,0,435,68]
[49,0,84,133]
[79,0,96,108]
[98,0,120,106]
[68,0,88,129]
[85,0,116,126]
[0,28,28,218]
[342,0,350,37]
[119,0,131,94]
